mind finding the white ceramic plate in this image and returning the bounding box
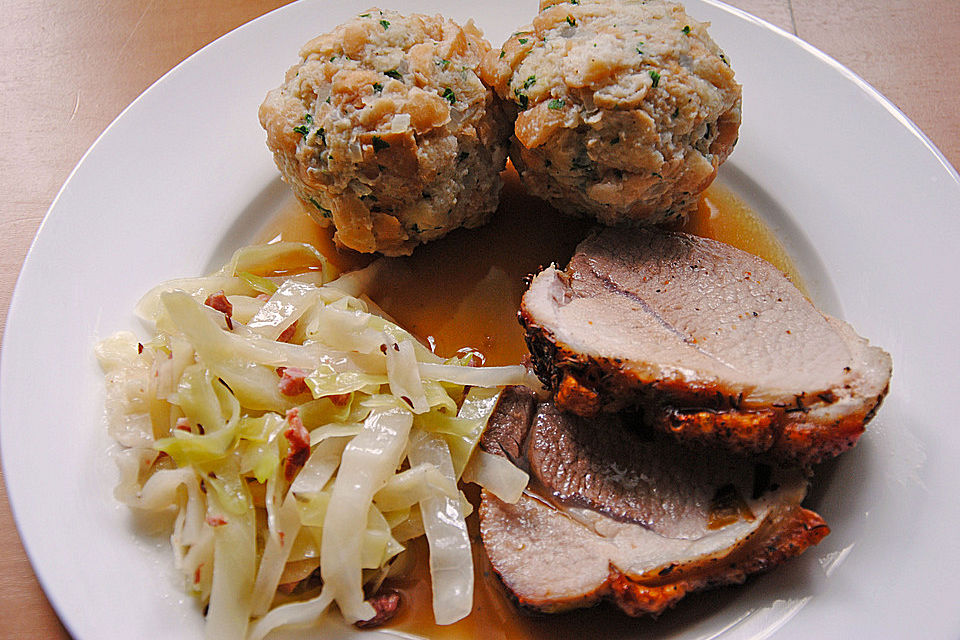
[3,1,959,638]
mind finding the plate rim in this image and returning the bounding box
[2,0,959,638]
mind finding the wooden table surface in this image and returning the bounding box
[1,1,957,637]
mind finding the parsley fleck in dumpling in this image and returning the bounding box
[481,0,741,225]
[260,9,510,256]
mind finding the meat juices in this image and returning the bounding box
[478,387,829,616]
[521,227,892,465]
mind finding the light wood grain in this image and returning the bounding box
[0,1,956,637]
[792,0,960,169]
[724,0,795,32]
[0,4,293,638]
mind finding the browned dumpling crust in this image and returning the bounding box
[260,9,510,256]
[482,0,742,225]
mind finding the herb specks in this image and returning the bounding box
[308,197,332,218]
[514,88,529,110]
[293,113,315,137]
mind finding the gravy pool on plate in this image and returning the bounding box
[258,166,798,369]
[254,166,803,638]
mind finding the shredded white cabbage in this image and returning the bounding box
[320,408,412,623]
[462,449,530,504]
[206,490,257,640]
[407,430,473,625]
[98,242,530,638]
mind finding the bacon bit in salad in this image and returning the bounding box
[204,290,234,330]
[277,366,309,397]
[354,589,401,629]
[277,565,322,596]
[175,417,192,432]
[204,290,233,315]
[205,515,228,527]
[329,393,351,407]
[277,321,298,343]
[276,580,299,595]
[283,408,311,482]
[194,564,204,584]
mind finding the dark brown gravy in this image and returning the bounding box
[256,167,802,637]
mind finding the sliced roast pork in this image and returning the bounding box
[478,386,829,616]
[520,228,892,465]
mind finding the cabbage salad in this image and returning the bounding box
[96,242,532,639]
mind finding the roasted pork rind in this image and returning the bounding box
[481,0,741,224]
[260,9,510,255]
[520,228,893,465]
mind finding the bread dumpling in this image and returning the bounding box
[482,0,741,225]
[260,8,511,255]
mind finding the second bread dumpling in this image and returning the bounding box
[482,0,741,225]
[260,9,510,256]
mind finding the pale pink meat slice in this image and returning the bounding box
[520,227,892,464]
[478,387,830,616]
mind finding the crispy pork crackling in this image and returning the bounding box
[478,387,829,616]
[520,227,892,465]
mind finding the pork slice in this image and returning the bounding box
[478,387,829,616]
[520,227,892,465]
[479,383,538,471]
[527,401,760,539]
[480,492,828,616]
